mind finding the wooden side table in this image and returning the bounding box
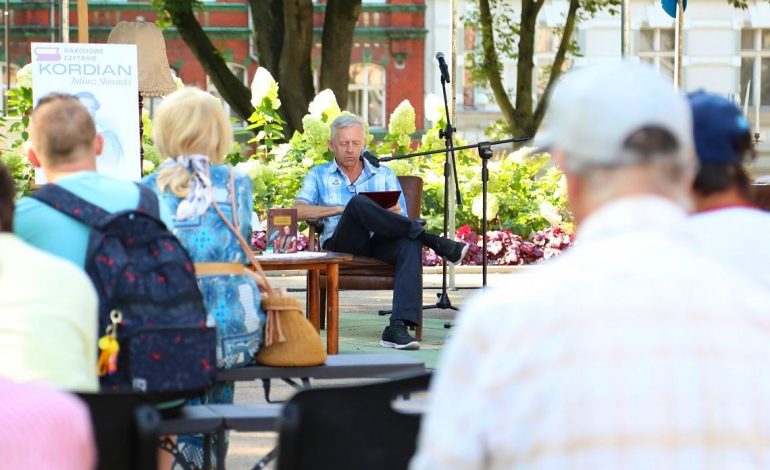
[253,251,353,354]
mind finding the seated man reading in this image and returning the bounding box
[293,114,468,350]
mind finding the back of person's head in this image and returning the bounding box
[534,62,694,214]
[154,87,232,198]
[0,162,14,233]
[28,93,97,169]
[688,91,755,198]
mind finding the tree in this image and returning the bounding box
[153,0,361,134]
[465,0,619,137]
[467,0,756,137]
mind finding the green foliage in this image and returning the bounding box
[238,74,572,236]
[1,84,34,198]
[377,110,571,237]
[1,146,33,199]
[141,111,161,177]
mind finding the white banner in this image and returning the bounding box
[31,42,140,181]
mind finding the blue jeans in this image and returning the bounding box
[323,195,424,325]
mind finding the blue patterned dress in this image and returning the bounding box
[143,163,265,467]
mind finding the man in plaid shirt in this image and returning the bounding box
[294,114,468,350]
[412,63,770,469]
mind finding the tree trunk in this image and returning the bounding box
[478,0,520,134]
[515,0,545,136]
[165,4,254,122]
[277,0,316,134]
[249,0,283,74]
[319,0,362,110]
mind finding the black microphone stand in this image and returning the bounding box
[378,137,530,294]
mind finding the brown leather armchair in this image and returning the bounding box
[307,176,425,340]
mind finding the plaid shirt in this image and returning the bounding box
[412,196,770,470]
[295,158,407,247]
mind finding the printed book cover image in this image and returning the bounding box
[266,208,298,253]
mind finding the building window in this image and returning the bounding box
[348,63,385,128]
[638,28,675,80]
[207,63,248,129]
[740,28,770,108]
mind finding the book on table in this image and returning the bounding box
[266,208,298,254]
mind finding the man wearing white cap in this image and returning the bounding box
[411,63,770,469]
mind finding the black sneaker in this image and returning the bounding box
[445,240,470,265]
[422,233,469,265]
[381,325,420,350]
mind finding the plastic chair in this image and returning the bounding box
[276,371,432,470]
[76,392,161,470]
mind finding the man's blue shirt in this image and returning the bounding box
[295,158,407,247]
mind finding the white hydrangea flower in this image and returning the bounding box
[509,146,534,163]
[424,93,445,123]
[15,64,32,89]
[308,89,341,119]
[471,193,499,220]
[388,100,416,136]
[173,76,185,90]
[235,159,259,179]
[539,200,563,226]
[271,142,292,160]
[250,67,281,109]
[142,160,155,174]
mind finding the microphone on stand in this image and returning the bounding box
[361,149,381,168]
[436,52,451,83]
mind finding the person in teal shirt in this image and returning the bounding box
[13,93,172,268]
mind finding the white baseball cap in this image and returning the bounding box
[533,62,694,171]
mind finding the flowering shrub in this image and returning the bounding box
[422,225,574,266]
[1,72,34,196]
[254,224,573,266]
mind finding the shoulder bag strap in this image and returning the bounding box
[211,167,274,295]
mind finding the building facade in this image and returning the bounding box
[426,0,770,175]
[2,0,426,131]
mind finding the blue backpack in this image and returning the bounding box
[31,183,216,399]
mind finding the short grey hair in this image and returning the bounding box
[330,114,365,140]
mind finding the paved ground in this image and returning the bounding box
[222,271,521,469]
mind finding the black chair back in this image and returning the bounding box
[76,392,160,470]
[276,371,432,470]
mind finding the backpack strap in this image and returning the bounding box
[135,183,160,219]
[30,184,111,229]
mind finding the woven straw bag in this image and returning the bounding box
[212,172,327,367]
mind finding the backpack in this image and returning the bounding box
[31,183,217,399]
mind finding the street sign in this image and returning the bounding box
[661,0,687,18]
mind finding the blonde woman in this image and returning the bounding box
[142,87,265,467]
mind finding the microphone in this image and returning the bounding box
[436,52,450,83]
[361,149,381,168]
